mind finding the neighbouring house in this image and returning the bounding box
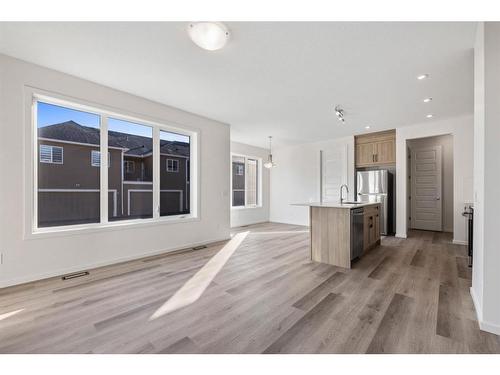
[37,121,190,227]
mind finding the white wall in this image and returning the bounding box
[472,22,500,335]
[472,21,485,326]
[395,115,474,244]
[0,54,231,288]
[230,141,270,227]
[269,136,355,226]
[407,134,454,233]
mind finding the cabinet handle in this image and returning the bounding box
[372,154,375,162]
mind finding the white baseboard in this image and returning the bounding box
[230,220,268,229]
[452,239,467,245]
[395,233,407,239]
[469,287,500,335]
[0,236,231,289]
[470,286,483,321]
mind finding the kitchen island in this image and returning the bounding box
[294,202,380,268]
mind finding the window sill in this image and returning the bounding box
[25,214,200,240]
[231,205,263,210]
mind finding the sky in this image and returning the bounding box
[37,101,190,143]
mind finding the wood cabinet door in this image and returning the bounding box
[356,143,375,167]
[375,139,396,164]
[374,212,380,242]
[363,213,371,251]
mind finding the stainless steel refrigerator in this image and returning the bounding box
[357,170,393,235]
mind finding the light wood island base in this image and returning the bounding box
[307,203,381,269]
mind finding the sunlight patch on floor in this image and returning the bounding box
[0,309,24,322]
[149,231,249,321]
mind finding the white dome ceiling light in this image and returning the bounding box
[188,22,230,51]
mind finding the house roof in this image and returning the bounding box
[38,121,190,157]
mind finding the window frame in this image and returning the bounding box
[124,160,135,173]
[39,144,64,164]
[29,91,199,237]
[230,153,262,210]
[91,150,111,168]
[166,158,179,173]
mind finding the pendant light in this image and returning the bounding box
[264,136,276,169]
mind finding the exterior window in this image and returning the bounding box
[160,130,190,217]
[91,150,110,167]
[167,159,179,172]
[124,160,135,173]
[37,101,100,228]
[108,118,153,221]
[33,96,195,232]
[39,145,63,164]
[232,155,261,208]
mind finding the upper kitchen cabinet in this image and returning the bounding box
[355,130,396,167]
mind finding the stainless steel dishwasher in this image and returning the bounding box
[351,208,364,260]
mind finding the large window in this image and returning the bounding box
[37,102,101,228]
[231,155,260,208]
[33,96,195,232]
[160,130,190,216]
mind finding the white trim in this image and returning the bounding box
[38,137,125,150]
[395,233,408,239]
[452,239,468,245]
[230,153,262,209]
[468,287,500,336]
[127,189,152,217]
[0,235,230,289]
[124,160,135,173]
[39,144,63,164]
[100,116,108,224]
[28,91,199,236]
[166,158,179,172]
[153,126,160,218]
[161,189,184,214]
[160,153,190,159]
[123,181,153,185]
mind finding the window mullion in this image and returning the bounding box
[153,126,160,219]
[100,116,109,224]
[244,156,248,207]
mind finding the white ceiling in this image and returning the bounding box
[0,22,476,148]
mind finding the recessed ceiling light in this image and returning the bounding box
[417,74,429,80]
[365,125,371,129]
[188,22,230,51]
[423,97,433,103]
[426,114,434,119]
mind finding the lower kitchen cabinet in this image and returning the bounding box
[363,205,381,251]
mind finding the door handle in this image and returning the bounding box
[436,197,441,201]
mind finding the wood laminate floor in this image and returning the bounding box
[0,222,499,354]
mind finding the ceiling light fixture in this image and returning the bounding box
[264,136,276,169]
[417,74,429,80]
[426,114,434,119]
[334,105,345,123]
[423,97,433,103]
[188,22,230,51]
[365,125,371,129]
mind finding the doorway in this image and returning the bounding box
[407,134,453,232]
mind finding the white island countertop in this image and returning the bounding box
[292,202,380,209]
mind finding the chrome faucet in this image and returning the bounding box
[340,184,349,204]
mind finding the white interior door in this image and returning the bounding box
[321,145,348,202]
[410,145,442,231]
